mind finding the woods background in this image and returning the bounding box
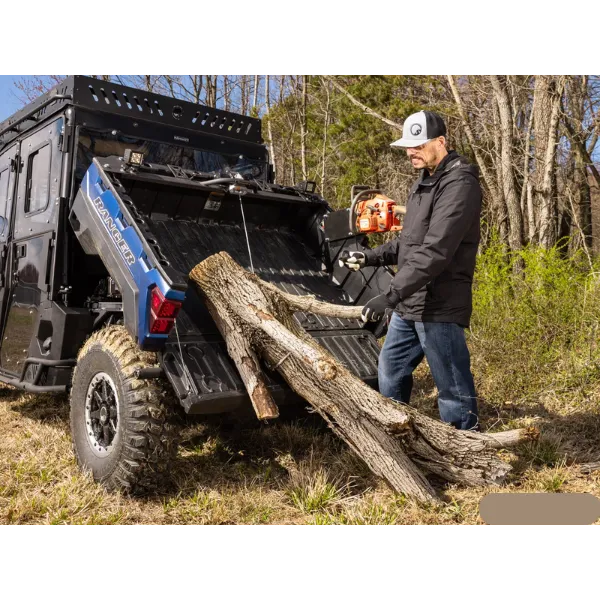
[15,75,600,257]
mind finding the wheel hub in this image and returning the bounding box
[85,372,119,457]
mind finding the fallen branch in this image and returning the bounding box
[580,462,600,475]
[190,252,532,503]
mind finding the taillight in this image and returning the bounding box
[149,287,182,335]
[150,317,174,334]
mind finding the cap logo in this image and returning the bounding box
[410,123,422,136]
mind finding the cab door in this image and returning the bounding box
[0,143,20,352]
[0,120,62,374]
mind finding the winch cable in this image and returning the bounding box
[239,195,255,274]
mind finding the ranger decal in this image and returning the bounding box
[92,197,136,266]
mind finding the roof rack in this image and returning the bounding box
[0,76,263,151]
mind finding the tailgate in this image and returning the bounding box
[152,219,381,413]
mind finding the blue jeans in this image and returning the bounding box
[378,313,479,430]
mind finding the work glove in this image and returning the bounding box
[361,290,400,323]
[338,250,367,271]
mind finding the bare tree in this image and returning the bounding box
[558,76,598,254]
[320,79,331,193]
[223,75,231,111]
[205,76,217,108]
[300,75,308,180]
[13,76,66,104]
[447,76,508,242]
[240,75,249,115]
[252,75,259,113]
[490,75,524,250]
[532,76,566,249]
[265,75,278,183]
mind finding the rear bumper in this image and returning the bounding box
[160,329,380,415]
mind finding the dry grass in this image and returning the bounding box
[2,361,600,525]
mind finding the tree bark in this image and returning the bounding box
[521,104,536,243]
[223,75,230,111]
[321,80,331,194]
[300,75,308,181]
[253,75,259,112]
[265,76,278,184]
[533,76,565,249]
[490,75,524,251]
[563,77,593,252]
[240,75,249,115]
[205,300,279,420]
[189,252,533,503]
[205,76,216,108]
[490,92,510,243]
[192,76,203,104]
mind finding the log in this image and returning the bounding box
[189,252,534,503]
[580,462,600,475]
[204,298,279,420]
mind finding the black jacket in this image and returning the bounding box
[363,151,482,328]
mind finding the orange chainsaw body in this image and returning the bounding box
[355,193,404,234]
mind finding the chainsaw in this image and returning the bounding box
[348,186,406,235]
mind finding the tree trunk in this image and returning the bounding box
[205,76,216,108]
[192,75,202,104]
[490,93,510,243]
[564,76,592,252]
[490,75,524,251]
[521,104,536,243]
[265,76,278,184]
[240,75,249,115]
[253,75,259,113]
[591,174,600,255]
[223,75,230,111]
[189,252,533,503]
[321,80,331,194]
[300,75,308,181]
[533,76,565,249]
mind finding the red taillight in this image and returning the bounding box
[150,317,174,334]
[149,287,182,335]
[151,287,182,318]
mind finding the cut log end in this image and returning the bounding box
[250,381,279,420]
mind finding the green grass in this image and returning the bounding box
[1,238,600,523]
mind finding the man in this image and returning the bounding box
[340,110,482,430]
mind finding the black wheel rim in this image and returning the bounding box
[85,372,119,457]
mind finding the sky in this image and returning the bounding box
[0,76,24,121]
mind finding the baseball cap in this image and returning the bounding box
[390,111,447,148]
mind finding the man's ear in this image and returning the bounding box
[438,136,447,148]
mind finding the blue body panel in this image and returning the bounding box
[81,163,186,348]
